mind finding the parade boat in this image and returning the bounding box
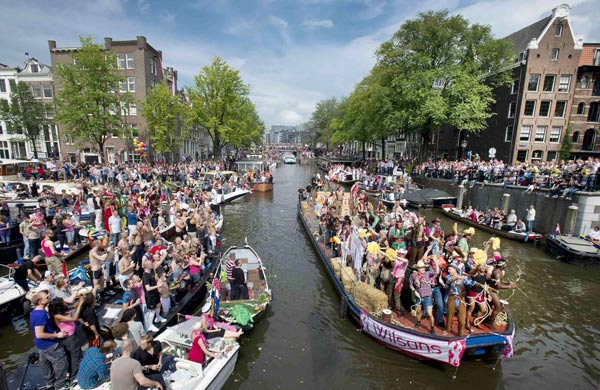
[401,188,457,209]
[298,195,515,368]
[316,156,361,173]
[545,234,600,263]
[151,316,241,390]
[234,159,274,192]
[0,264,32,322]
[283,154,297,164]
[209,244,272,331]
[441,206,544,242]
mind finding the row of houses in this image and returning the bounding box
[340,4,600,164]
[0,36,212,164]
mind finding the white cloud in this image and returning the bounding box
[303,19,335,29]
[279,110,304,124]
[136,0,150,13]
[267,15,288,30]
[160,10,175,24]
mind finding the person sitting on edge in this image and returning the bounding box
[111,339,163,390]
[77,340,117,389]
[514,218,526,233]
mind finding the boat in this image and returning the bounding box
[298,196,515,367]
[211,187,251,205]
[440,206,544,242]
[316,156,361,173]
[0,264,32,322]
[283,154,297,164]
[153,316,240,390]
[234,159,274,192]
[545,234,600,263]
[402,188,457,209]
[210,245,271,331]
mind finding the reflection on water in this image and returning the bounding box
[0,163,598,389]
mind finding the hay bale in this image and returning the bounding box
[331,257,342,273]
[354,282,389,313]
[340,265,355,291]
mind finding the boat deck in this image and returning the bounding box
[555,235,600,255]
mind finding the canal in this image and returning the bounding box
[1,163,599,389]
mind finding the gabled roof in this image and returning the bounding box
[503,15,552,53]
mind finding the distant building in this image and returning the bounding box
[267,124,310,145]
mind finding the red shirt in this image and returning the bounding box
[188,334,207,364]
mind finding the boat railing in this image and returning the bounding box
[0,263,16,279]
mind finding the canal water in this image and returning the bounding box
[1,163,599,389]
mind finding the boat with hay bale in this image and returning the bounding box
[298,192,515,368]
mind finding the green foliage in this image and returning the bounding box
[310,98,340,149]
[186,57,262,157]
[55,36,132,161]
[0,81,48,158]
[559,125,573,161]
[141,81,188,160]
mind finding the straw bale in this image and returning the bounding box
[340,265,355,291]
[354,282,389,313]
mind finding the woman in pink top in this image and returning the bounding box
[188,321,223,364]
[48,296,86,378]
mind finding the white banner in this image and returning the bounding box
[360,310,466,367]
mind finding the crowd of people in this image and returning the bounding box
[416,158,600,195]
[455,204,537,233]
[17,159,255,390]
[307,183,518,337]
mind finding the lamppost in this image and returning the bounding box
[460,139,468,160]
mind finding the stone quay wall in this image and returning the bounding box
[413,176,600,236]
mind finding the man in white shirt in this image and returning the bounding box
[589,226,600,243]
[526,205,536,233]
[109,212,122,246]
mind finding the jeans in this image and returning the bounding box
[431,286,445,325]
[39,342,68,390]
[527,220,534,233]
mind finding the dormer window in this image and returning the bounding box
[31,64,39,73]
[555,24,563,37]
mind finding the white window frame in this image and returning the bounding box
[539,100,551,117]
[543,75,555,92]
[511,79,519,94]
[528,74,540,92]
[520,125,532,142]
[508,101,517,118]
[531,150,543,162]
[31,84,42,98]
[550,126,562,143]
[516,150,528,162]
[558,75,571,93]
[554,101,566,117]
[117,53,125,69]
[524,100,536,117]
[127,77,135,92]
[505,125,513,142]
[119,80,127,93]
[555,24,563,37]
[43,84,53,98]
[64,134,75,145]
[126,53,134,69]
[0,79,6,93]
[581,76,590,89]
[129,103,137,116]
[551,48,559,60]
[535,125,547,142]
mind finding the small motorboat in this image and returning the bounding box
[283,154,297,164]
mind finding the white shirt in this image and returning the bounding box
[590,229,600,240]
[109,214,122,234]
[526,208,536,221]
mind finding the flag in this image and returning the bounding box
[350,182,359,198]
[554,223,561,239]
[210,278,221,320]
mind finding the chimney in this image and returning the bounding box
[104,38,112,50]
[552,4,570,18]
[137,36,146,50]
[48,40,56,51]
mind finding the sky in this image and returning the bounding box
[1,0,599,130]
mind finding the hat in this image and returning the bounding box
[201,301,211,313]
[472,250,487,266]
[468,247,478,254]
[416,260,427,268]
[463,227,475,236]
[447,262,461,272]
[366,242,380,255]
[44,271,53,278]
[358,229,368,239]
[385,248,397,261]
[431,218,440,223]
[451,251,462,258]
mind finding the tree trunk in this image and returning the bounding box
[362,141,366,160]
[30,138,39,159]
[381,138,386,160]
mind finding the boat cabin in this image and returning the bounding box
[0,159,32,181]
[234,160,269,174]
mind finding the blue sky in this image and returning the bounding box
[1,0,599,129]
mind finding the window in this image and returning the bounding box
[588,102,600,122]
[594,49,600,66]
[532,150,543,161]
[129,103,137,116]
[505,126,513,142]
[551,48,559,60]
[558,76,571,92]
[43,84,52,98]
[0,79,5,93]
[520,125,532,141]
[547,151,558,161]
[432,79,445,89]
[511,79,519,94]
[539,100,551,117]
[524,100,536,116]
[30,64,39,73]
[528,74,540,91]
[64,134,75,145]
[516,150,528,162]
[150,80,156,88]
[11,141,26,159]
[0,141,9,159]
[554,101,566,117]
[572,131,580,143]
[45,106,55,119]
[117,53,125,69]
[543,75,555,92]
[119,80,127,93]
[577,102,585,115]
[582,129,597,151]
[127,77,135,92]
[508,101,517,118]
[535,126,547,142]
[31,85,42,98]
[550,126,562,143]
[0,124,3,134]
[149,58,156,75]
[126,53,134,69]
[582,76,590,89]
[555,24,563,37]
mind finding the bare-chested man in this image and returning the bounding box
[89,240,108,296]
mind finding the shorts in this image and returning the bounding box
[205,328,226,340]
[92,269,103,280]
[467,290,485,304]
[145,293,160,309]
[416,295,433,309]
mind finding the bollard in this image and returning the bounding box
[502,193,510,214]
[457,185,466,210]
[565,205,579,236]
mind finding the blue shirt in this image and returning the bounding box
[445,274,476,297]
[30,309,58,350]
[126,212,138,226]
[77,347,109,389]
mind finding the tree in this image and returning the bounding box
[374,10,513,160]
[141,81,188,162]
[0,81,47,159]
[187,57,260,158]
[310,98,340,150]
[55,36,132,161]
[559,125,573,161]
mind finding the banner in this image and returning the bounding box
[360,310,466,367]
[501,328,515,359]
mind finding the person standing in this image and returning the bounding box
[526,204,536,233]
[108,210,122,246]
[30,291,68,390]
[41,229,64,277]
[231,259,248,300]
